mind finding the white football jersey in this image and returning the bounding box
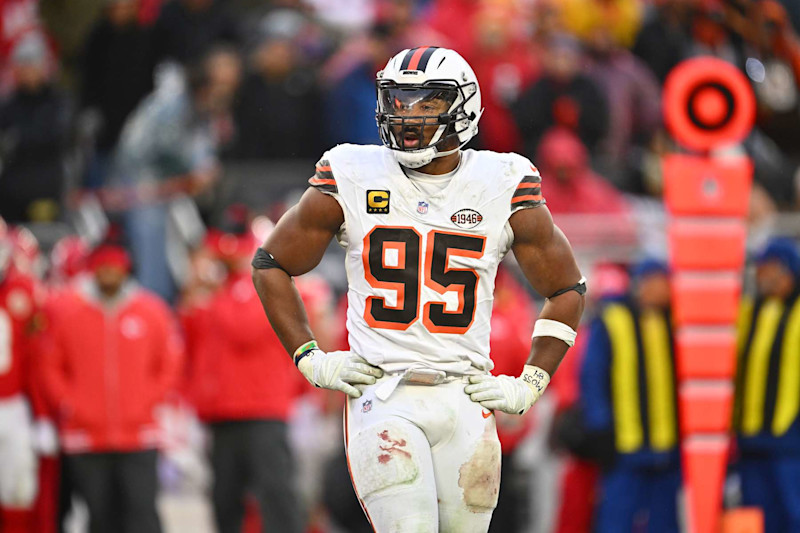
[310,144,544,374]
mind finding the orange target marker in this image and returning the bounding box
[664,58,755,151]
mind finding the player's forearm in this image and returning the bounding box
[526,292,584,375]
[252,267,315,357]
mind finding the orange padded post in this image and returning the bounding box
[671,274,741,326]
[683,437,729,533]
[679,384,733,434]
[665,57,755,533]
[668,220,747,271]
[675,329,737,380]
[662,155,753,217]
[720,508,764,533]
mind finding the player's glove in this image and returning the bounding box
[297,348,383,398]
[464,365,550,415]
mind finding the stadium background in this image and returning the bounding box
[1,0,800,531]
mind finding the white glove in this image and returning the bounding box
[464,365,550,415]
[33,418,59,456]
[297,350,383,398]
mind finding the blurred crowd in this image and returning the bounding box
[2,0,800,531]
[1,0,800,230]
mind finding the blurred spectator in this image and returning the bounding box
[152,0,239,65]
[47,236,91,289]
[688,5,740,64]
[527,0,565,48]
[0,33,71,223]
[181,210,303,533]
[0,1,42,97]
[585,25,661,191]
[112,47,241,302]
[305,0,376,36]
[734,237,800,533]
[779,0,800,34]
[375,0,449,50]
[632,0,694,82]
[577,259,681,532]
[535,128,630,217]
[746,1,800,160]
[511,35,609,160]
[550,262,629,533]
[324,0,450,81]
[322,31,388,145]
[470,5,540,153]
[425,0,482,59]
[487,266,536,533]
[40,240,183,533]
[560,0,643,49]
[233,10,324,160]
[0,221,39,533]
[80,0,156,188]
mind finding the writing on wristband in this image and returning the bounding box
[520,365,550,397]
[293,340,319,366]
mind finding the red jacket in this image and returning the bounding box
[490,268,537,453]
[0,268,40,399]
[40,280,183,453]
[182,271,302,422]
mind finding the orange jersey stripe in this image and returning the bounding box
[530,165,538,173]
[516,181,540,190]
[407,47,430,70]
[513,194,542,202]
[310,178,336,186]
[315,165,332,172]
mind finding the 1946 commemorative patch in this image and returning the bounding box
[451,209,483,229]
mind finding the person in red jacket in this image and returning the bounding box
[0,220,40,532]
[40,239,182,533]
[182,221,304,533]
[487,265,537,533]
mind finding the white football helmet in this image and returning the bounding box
[376,47,483,168]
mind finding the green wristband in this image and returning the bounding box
[293,340,319,366]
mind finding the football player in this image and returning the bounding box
[0,220,39,532]
[252,47,585,532]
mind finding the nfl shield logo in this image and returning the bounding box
[362,399,372,413]
[417,201,429,215]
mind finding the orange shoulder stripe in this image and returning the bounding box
[512,194,542,203]
[310,177,336,186]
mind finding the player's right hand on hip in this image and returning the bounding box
[297,349,383,398]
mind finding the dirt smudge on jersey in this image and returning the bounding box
[458,438,501,512]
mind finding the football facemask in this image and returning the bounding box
[376,81,476,163]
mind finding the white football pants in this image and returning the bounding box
[345,375,501,533]
[0,395,37,508]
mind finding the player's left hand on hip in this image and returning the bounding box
[464,365,550,415]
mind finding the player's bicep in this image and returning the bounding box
[509,206,582,299]
[261,187,344,276]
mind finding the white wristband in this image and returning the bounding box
[532,319,577,347]
[520,365,551,403]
